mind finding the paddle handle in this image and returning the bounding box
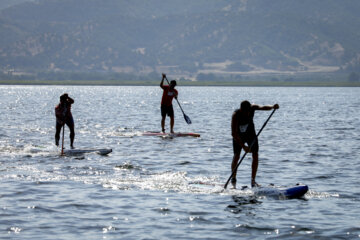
[224,108,277,189]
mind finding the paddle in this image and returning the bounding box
[165,76,192,124]
[224,108,277,189]
[61,123,65,155]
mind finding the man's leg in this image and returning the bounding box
[231,153,240,179]
[161,116,166,132]
[65,119,75,148]
[251,152,259,187]
[168,105,174,133]
[69,125,75,148]
[161,106,166,132]
[231,139,242,186]
[170,115,175,133]
[55,123,62,146]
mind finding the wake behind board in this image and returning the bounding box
[142,132,200,137]
[63,148,112,156]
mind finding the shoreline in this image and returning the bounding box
[0,80,360,87]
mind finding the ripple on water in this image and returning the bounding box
[0,86,359,239]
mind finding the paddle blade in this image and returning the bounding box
[184,114,192,124]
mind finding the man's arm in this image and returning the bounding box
[55,106,63,119]
[231,112,250,152]
[252,104,279,111]
[174,89,178,99]
[160,73,166,89]
[67,96,74,104]
[55,106,66,125]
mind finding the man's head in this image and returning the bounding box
[170,80,177,89]
[60,93,68,103]
[240,100,251,113]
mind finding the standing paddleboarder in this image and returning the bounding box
[55,93,75,149]
[231,100,279,188]
[160,73,178,133]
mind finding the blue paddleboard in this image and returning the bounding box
[283,185,309,198]
[253,185,308,199]
[189,182,309,199]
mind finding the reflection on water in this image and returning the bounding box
[227,195,262,214]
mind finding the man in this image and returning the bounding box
[231,100,279,188]
[55,93,75,149]
[160,73,178,133]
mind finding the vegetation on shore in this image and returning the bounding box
[1,70,359,86]
[0,79,359,87]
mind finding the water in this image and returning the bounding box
[0,85,359,239]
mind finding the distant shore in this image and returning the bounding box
[0,80,360,87]
[0,79,359,87]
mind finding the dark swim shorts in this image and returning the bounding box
[233,133,259,155]
[161,105,174,117]
[56,115,74,128]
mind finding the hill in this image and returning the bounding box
[1,0,360,81]
[0,0,34,10]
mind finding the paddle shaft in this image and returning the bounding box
[61,123,65,155]
[224,108,277,189]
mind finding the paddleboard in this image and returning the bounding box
[142,132,200,137]
[253,185,308,199]
[189,182,308,199]
[63,148,112,156]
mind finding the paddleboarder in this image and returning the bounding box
[55,93,75,149]
[231,100,279,188]
[160,73,178,133]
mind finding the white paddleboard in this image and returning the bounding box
[142,132,200,137]
[63,148,112,156]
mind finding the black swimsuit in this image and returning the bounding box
[232,108,259,154]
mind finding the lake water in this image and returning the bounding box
[0,85,359,239]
